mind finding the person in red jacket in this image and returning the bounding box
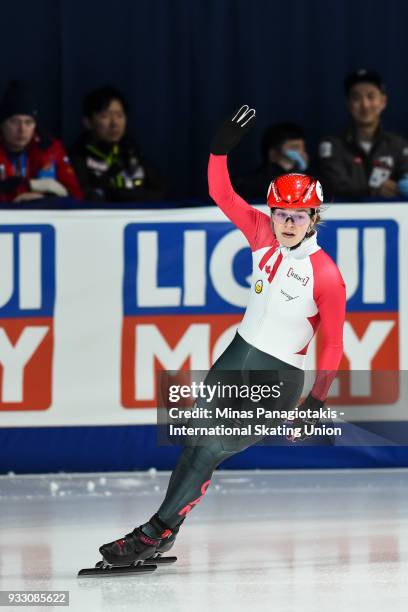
[0,81,82,203]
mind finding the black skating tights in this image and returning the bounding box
[155,333,304,528]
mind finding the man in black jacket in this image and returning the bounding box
[318,69,408,201]
[70,86,166,203]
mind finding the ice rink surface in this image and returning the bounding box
[0,469,407,612]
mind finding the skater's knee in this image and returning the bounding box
[185,442,225,471]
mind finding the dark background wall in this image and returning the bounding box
[0,0,406,198]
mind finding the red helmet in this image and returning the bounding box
[267,173,323,208]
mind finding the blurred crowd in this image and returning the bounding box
[1,69,408,206]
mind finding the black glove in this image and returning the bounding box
[286,393,324,442]
[211,105,256,155]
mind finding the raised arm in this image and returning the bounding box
[208,154,264,249]
[208,106,268,250]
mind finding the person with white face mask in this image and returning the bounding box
[238,121,310,200]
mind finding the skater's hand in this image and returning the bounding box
[286,393,323,443]
[286,415,320,442]
[210,105,256,155]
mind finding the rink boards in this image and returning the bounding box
[0,204,407,471]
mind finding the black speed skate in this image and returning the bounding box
[77,515,180,577]
[144,520,181,565]
[78,527,159,577]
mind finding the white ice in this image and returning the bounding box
[0,469,407,612]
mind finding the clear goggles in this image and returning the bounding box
[272,209,312,227]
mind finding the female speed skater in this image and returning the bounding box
[82,106,346,576]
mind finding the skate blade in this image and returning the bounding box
[144,555,177,565]
[78,563,157,577]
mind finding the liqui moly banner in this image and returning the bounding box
[0,225,55,409]
[0,205,407,427]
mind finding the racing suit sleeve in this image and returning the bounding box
[318,138,370,199]
[208,154,273,251]
[310,250,346,402]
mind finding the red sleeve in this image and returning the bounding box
[0,146,30,202]
[310,250,346,402]
[53,140,83,200]
[208,154,274,251]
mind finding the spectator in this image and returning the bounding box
[238,122,309,199]
[0,81,82,203]
[318,69,408,200]
[70,86,166,202]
